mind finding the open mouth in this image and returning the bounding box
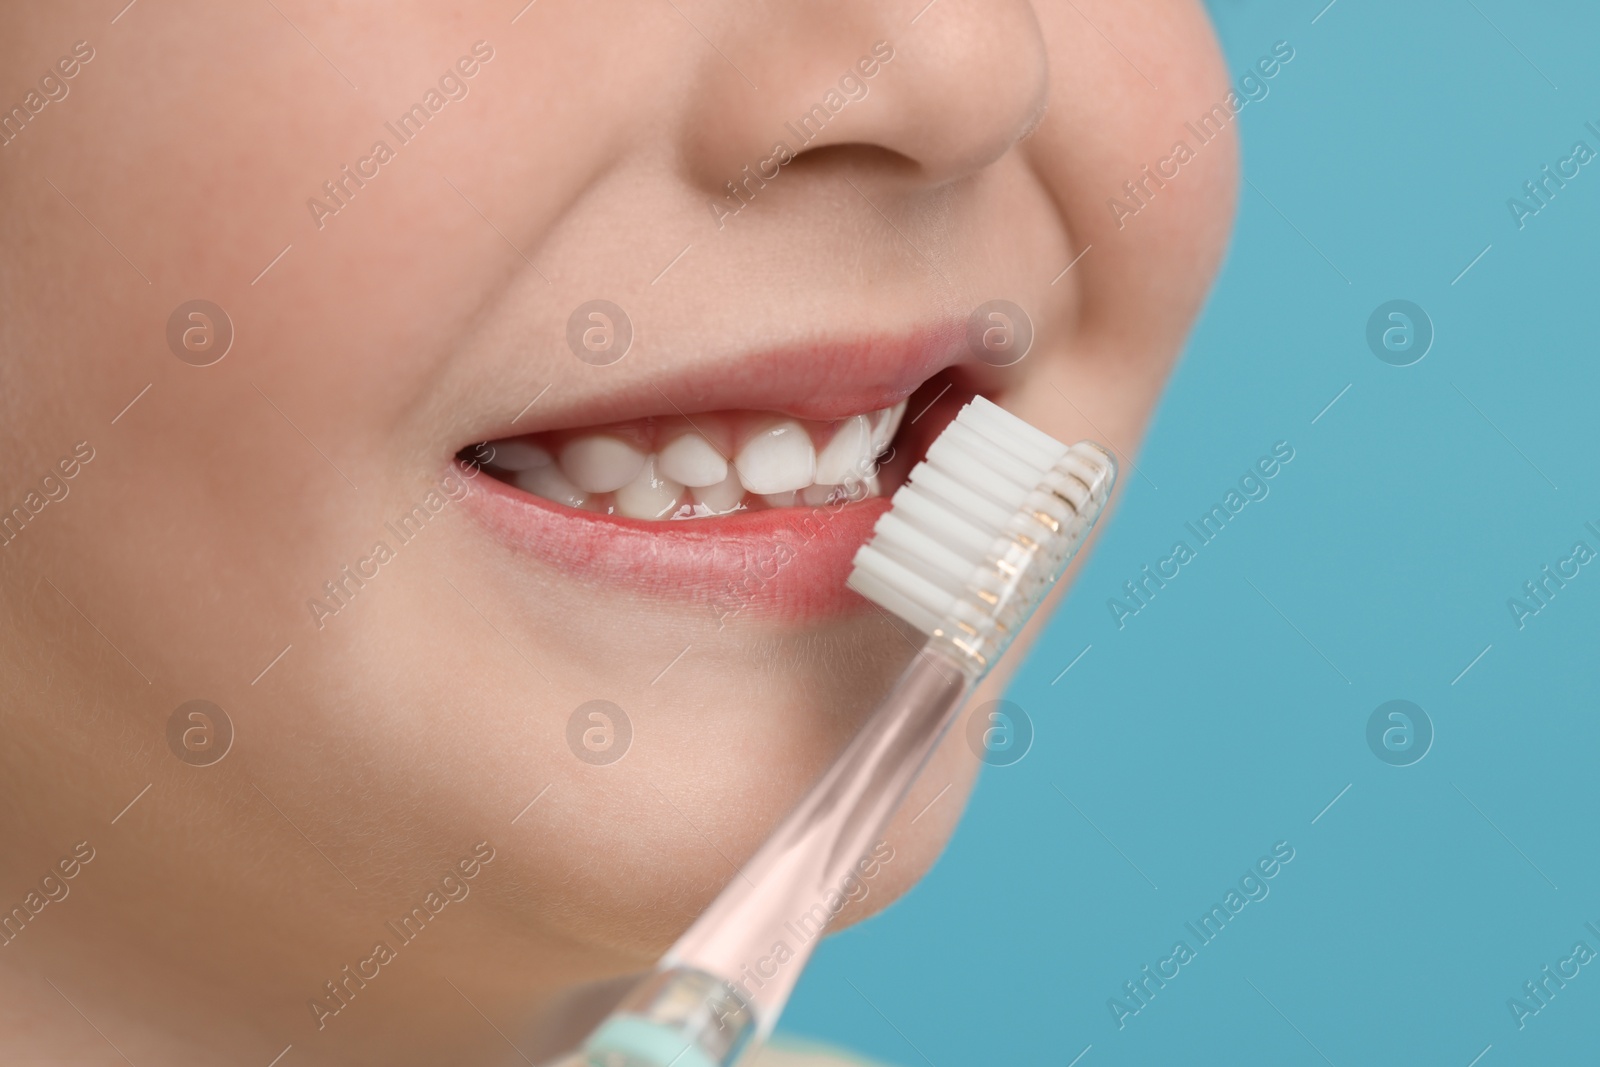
[463,369,973,519]
[454,339,981,620]
[472,401,906,519]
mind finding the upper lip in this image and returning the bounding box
[464,322,967,445]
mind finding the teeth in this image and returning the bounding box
[814,415,873,485]
[494,398,909,519]
[693,473,745,514]
[734,421,816,495]
[489,440,552,471]
[560,436,646,494]
[513,464,590,509]
[614,456,685,520]
[657,433,729,487]
[870,399,908,453]
[802,483,841,506]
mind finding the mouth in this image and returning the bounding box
[473,400,910,519]
[456,331,980,623]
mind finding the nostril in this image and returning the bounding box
[785,142,921,177]
[708,141,924,231]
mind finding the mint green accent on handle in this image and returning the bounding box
[584,1016,720,1067]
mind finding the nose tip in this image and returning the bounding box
[681,0,1051,195]
[861,3,1051,184]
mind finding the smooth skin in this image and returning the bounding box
[0,2,1234,1064]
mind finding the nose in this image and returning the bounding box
[679,0,1049,194]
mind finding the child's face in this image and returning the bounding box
[1,0,1233,1057]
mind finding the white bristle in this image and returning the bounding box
[900,464,1012,531]
[847,567,942,634]
[930,422,1041,491]
[852,546,951,630]
[874,512,973,587]
[965,395,1070,460]
[964,419,1060,472]
[887,487,994,558]
[847,397,1115,645]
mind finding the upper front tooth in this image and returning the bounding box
[560,435,646,494]
[734,421,816,495]
[813,415,872,485]
[488,439,552,471]
[870,399,908,453]
[657,433,729,487]
[614,456,685,520]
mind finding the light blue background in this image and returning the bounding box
[783,1,1600,1063]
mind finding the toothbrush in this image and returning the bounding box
[560,396,1116,1067]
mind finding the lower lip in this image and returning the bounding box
[462,465,891,623]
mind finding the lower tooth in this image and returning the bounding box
[760,491,797,508]
[801,484,839,506]
[615,457,684,520]
[691,474,744,515]
[514,465,590,509]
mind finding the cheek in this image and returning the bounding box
[1014,0,1236,461]
[1030,0,1237,272]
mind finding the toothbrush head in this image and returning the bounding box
[847,395,1116,673]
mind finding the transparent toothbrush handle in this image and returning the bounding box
[572,645,976,1066]
[557,966,754,1067]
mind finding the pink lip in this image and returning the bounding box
[468,324,967,441]
[463,468,892,623]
